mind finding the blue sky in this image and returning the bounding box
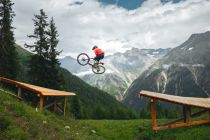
[99,0,183,10]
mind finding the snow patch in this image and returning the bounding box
[188,47,193,51]
[104,69,114,74]
[153,51,159,54]
[74,68,114,77]
[192,64,204,67]
[74,70,93,77]
[163,64,171,69]
[147,54,155,58]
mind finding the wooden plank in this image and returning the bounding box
[159,109,210,126]
[140,90,210,109]
[0,77,76,116]
[0,77,42,94]
[154,120,210,131]
[0,77,76,96]
[56,104,64,113]
[140,90,210,131]
[159,117,184,127]
[150,98,157,130]
[190,109,209,118]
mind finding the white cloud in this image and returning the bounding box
[13,0,210,58]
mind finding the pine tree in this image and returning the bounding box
[94,106,106,119]
[26,9,48,57]
[26,10,64,90]
[48,18,60,67]
[0,1,2,32]
[70,96,82,119]
[0,0,18,79]
[47,17,63,89]
[25,9,49,86]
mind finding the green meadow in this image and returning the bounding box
[1,89,210,140]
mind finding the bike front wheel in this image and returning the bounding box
[77,53,90,66]
[92,65,106,74]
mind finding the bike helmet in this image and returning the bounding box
[92,45,98,50]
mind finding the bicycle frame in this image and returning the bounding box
[86,58,102,67]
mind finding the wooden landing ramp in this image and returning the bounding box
[0,77,76,116]
[140,90,210,132]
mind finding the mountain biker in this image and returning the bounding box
[92,45,104,64]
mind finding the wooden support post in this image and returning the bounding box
[208,110,210,119]
[39,95,44,112]
[17,87,22,98]
[53,100,57,112]
[183,106,191,123]
[150,98,157,131]
[64,97,67,116]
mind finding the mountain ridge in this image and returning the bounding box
[123,31,210,110]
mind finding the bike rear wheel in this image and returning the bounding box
[92,65,106,74]
[77,53,90,66]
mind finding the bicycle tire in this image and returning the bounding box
[77,53,90,66]
[92,65,106,74]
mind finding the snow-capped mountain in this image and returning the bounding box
[60,48,170,100]
[123,31,210,109]
[60,56,88,73]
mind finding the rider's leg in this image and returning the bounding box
[93,57,99,67]
[98,53,104,64]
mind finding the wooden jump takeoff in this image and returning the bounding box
[0,77,76,116]
[140,90,210,132]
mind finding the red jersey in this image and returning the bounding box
[94,48,104,56]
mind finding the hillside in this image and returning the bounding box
[123,31,210,110]
[15,45,136,119]
[1,89,210,140]
[16,44,31,82]
[61,68,136,119]
[0,89,102,140]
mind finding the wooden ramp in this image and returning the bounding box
[0,77,76,116]
[140,90,210,131]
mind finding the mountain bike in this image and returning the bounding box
[77,53,106,74]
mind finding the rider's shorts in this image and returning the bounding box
[94,53,104,61]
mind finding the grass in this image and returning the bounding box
[75,119,210,140]
[140,124,210,140]
[77,119,151,140]
[1,88,210,140]
[0,89,102,140]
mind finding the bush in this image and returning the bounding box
[0,116,12,131]
[6,126,29,140]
